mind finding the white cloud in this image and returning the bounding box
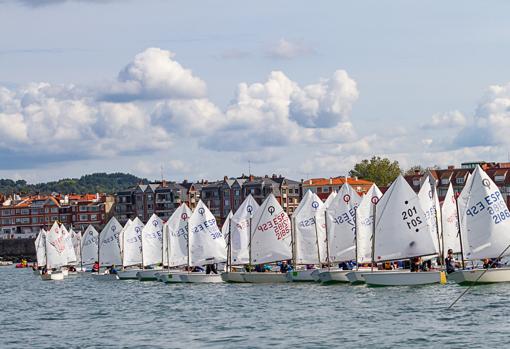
[102,48,207,102]
[421,110,466,129]
[266,38,315,59]
[455,83,510,147]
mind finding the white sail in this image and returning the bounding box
[99,217,123,267]
[61,225,77,265]
[142,214,164,267]
[374,175,437,262]
[189,200,227,266]
[324,191,337,208]
[293,190,327,264]
[35,229,47,266]
[356,184,383,264]
[418,177,440,252]
[251,193,292,264]
[326,183,362,262]
[167,204,192,267]
[230,195,259,265]
[458,165,510,259]
[81,225,99,266]
[122,217,144,267]
[441,183,461,256]
[458,172,473,241]
[70,228,82,265]
[222,211,233,245]
[45,222,67,269]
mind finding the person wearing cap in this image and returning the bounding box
[445,249,457,274]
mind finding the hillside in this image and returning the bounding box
[0,173,148,195]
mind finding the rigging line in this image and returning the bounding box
[447,242,510,310]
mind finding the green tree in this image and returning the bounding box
[349,156,402,186]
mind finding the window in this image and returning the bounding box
[147,194,153,201]
[224,199,230,206]
[456,177,464,185]
[294,189,299,194]
[79,215,88,221]
[21,218,30,224]
[495,175,505,182]
[79,206,88,212]
[317,187,322,193]
[441,178,449,185]
[89,206,99,212]
[1,210,10,216]
[1,218,11,225]
[235,190,240,196]
[323,187,329,193]
[91,214,97,221]
[20,209,29,215]
[413,179,420,186]
[51,216,58,221]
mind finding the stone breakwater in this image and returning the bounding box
[0,239,35,262]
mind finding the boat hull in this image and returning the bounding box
[364,271,441,286]
[286,269,319,282]
[136,270,161,281]
[448,268,510,285]
[91,273,119,280]
[318,269,351,284]
[158,272,187,283]
[240,272,289,283]
[346,269,397,285]
[41,271,64,281]
[221,272,246,283]
[117,269,143,280]
[179,273,223,283]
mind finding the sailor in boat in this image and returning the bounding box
[92,261,99,273]
[410,257,421,272]
[445,249,458,274]
[205,264,218,274]
[278,260,292,273]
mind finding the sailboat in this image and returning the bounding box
[221,195,259,283]
[34,229,46,275]
[240,193,292,283]
[286,190,327,282]
[441,183,462,261]
[41,222,67,281]
[158,204,193,283]
[117,217,145,280]
[61,225,77,276]
[449,165,510,284]
[137,214,164,281]
[363,175,443,286]
[81,225,99,271]
[70,228,83,272]
[319,183,362,284]
[92,217,123,280]
[178,200,227,283]
[346,184,384,284]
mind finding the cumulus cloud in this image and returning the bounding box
[266,38,315,59]
[102,48,207,102]
[421,110,466,129]
[153,70,359,151]
[454,83,510,147]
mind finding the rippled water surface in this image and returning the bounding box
[1,267,509,348]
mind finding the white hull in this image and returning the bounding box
[310,268,326,282]
[158,272,187,283]
[91,273,119,280]
[318,269,351,284]
[221,272,246,283]
[346,269,398,284]
[286,269,319,282]
[364,271,441,286]
[179,273,223,283]
[62,269,69,277]
[117,269,143,280]
[449,268,510,285]
[136,270,161,281]
[41,271,64,281]
[240,272,289,283]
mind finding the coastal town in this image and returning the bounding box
[2,160,510,240]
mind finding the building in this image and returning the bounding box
[0,193,114,239]
[404,161,510,206]
[114,181,188,224]
[302,177,374,201]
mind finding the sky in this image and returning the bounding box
[1,0,510,183]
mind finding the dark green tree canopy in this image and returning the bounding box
[0,173,147,195]
[349,156,402,187]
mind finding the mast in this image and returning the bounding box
[97,229,100,274]
[121,223,125,271]
[167,226,171,272]
[248,216,252,272]
[227,218,232,272]
[141,226,144,271]
[434,201,443,267]
[354,208,359,271]
[313,212,321,268]
[79,231,83,272]
[454,193,466,269]
[371,203,377,272]
[187,217,191,273]
[291,216,296,271]
[324,210,331,270]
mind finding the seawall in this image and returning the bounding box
[0,239,36,261]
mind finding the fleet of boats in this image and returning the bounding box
[28,165,510,287]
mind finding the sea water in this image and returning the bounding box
[1,267,509,349]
